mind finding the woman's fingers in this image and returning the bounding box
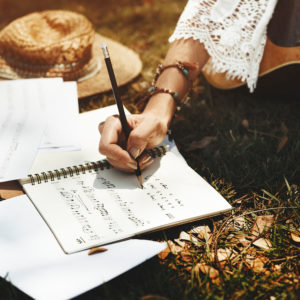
[127,113,167,158]
[99,113,164,171]
[99,116,136,169]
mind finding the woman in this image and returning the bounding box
[98,0,278,172]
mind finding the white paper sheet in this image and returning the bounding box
[0,80,46,182]
[0,195,166,300]
[38,79,80,151]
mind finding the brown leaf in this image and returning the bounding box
[253,238,272,250]
[241,119,249,129]
[166,240,183,255]
[140,295,169,300]
[186,136,217,151]
[252,257,267,273]
[87,247,107,255]
[158,246,171,260]
[245,255,268,273]
[211,248,238,262]
[190,225,211,239]
[277,136,288,153]
[231,234,253,247]
[291,228,300,243]
[179,231,199,243]
[174,238,186,248]
[233,216,246,231]
[195,263,219,279]
[180,251,193,262]
[251,215,274,237]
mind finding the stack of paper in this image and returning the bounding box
[0,78,80,183]
[0,195,166,300]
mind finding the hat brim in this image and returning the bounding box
[78,34,142,98]
[0,33,142,99]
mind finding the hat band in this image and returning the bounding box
[0,55,101,82]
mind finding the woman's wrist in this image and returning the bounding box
[143,92,176,130]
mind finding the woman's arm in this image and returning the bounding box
[99,38,209,172]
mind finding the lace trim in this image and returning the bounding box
[169,0,278,92]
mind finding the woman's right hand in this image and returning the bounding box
[98,107,170,173]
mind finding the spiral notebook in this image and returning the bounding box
[20,105,232,254]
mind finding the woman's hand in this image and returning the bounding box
[99,110,169,172]
[99,38,209,173]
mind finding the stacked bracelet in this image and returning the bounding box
[151,61,192,87]
[135,61,194,112]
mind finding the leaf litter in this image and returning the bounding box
[158,184,299,290]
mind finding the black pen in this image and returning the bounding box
[101,43,143,188]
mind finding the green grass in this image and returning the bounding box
[0,0,299,299]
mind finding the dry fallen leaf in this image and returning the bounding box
[253,238,272,250]
[277,136,288,153]
[87,247,107,255]
[233,216,246,231]
[190,225,211,239]
[174,238,186,248]
[241,119,249,129]
[251,215,274,237]
[158,246,171,260]
[166,240,183,255]
[180,251,194,262]
[179,231,199,243]
[186,136,217,151]
[194,263,220,279]
[245,255,268,273]
[291,228,300,243]
[211,248,238,262]
[231,234,253,247]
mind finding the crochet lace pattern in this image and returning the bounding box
[169,0,278,92]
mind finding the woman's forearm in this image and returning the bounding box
[143,38,209,128]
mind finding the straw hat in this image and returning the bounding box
[0,10,142,98]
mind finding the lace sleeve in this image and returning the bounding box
[169,0,278,92]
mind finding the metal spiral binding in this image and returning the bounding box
[20,145,169,185]
[20,159,111,185]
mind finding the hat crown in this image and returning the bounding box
[0,10,94,65]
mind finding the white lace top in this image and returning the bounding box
[169,0,278,92]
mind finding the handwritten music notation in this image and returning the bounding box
[36,166,188,248]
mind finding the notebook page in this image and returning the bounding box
[23,151,231,254]
[0,80,46,182]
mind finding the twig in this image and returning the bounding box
[247,129,280,139]
[270,255,300,263]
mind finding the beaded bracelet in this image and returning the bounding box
[135,61,194,112]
